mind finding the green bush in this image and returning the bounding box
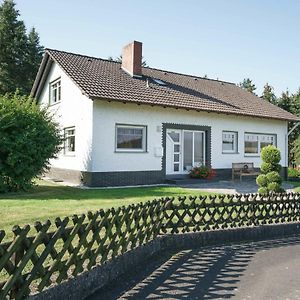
[291,137,300,166]
[257,145,283,194]
[261,162,281,174]
[256,174,268,187]
[0,93,61,192]
[267,182,281,193]
[266,171,282,184]
[258,187,268,195]
[288,167,300,178]
[189,166,216,179]
[261,145,281,164]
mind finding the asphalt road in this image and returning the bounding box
[87,235,300,300]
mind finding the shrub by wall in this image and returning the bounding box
[256,145,283,194]
[0,93,61,192]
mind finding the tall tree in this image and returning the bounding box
[277,89,292,112]
[277,89,300,166]
[288,90,300,152]
[291,137,300,166]
[290,89,300,117]
[262,83,277,104]
[0,0,27,94]
[0,0,43,95]
[24,27,44,93]
[239,78,257,94]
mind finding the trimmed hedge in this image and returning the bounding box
[256,145,283,194]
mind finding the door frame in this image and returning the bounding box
[162,123,211,178]
[181,129,206,174]
[166,128,182,175]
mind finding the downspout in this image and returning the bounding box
[288,122,300,136]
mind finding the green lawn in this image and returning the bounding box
[1,180,298,241]
[0,180,211,240]
[290,181,300,192]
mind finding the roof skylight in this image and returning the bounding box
[153,78,167,86]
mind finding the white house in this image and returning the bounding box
[31,41,300,186]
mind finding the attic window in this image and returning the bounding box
[49,78,61,105]
[153,78,167,86]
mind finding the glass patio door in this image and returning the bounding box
[166,129,205,175]
[183,131,205,172]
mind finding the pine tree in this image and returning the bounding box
[238,78,257,94]
[290,89,300,117]
[278,89,291,112]
[277,89,300,166]
[0,0,43,95]
[262,83,277,104]
[24,27,44,93]
[0,0,27,94]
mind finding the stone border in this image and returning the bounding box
[161,222,300,251]
[28,239,163,300]
[28,222,300,300]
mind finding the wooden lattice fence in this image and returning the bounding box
[1,193,300,299]
[0,199,164,299]
[161,193,300,234]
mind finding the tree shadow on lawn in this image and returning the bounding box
[89,235,300,300]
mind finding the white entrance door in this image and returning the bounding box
[166,129,205,175]
[166,129,182,175]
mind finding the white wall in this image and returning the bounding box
[92,100,288,172]
[37,65,288,174]
[37,62,93,171]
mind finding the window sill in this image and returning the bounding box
[115,150,148,153]
[64,153,76,157]
[222,152,239,154]
[244,154,260,157]
[49,101,61,107]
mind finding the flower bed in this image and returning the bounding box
[189,166,216,179]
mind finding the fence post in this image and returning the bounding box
[160,197,174,234]
[10,226,24,299]
[251,195,257,227]
[157,198,169,235]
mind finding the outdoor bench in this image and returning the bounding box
[232,162,260,181]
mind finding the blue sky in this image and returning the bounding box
[15,0,300,96]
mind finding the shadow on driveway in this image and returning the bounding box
[87,235,300,300]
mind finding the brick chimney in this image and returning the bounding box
[121,41,142,77]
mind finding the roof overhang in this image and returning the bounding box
[30,52,53,100]
[90,96,300,123]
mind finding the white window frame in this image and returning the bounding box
[64,127,75,155]
[222,131,238,154]
[182,130,206,172]
[49,78,61,105]
[115,124,147,152]
[244,133,277,156]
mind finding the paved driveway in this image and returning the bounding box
[178,180,294,194]
[87,235,300,300]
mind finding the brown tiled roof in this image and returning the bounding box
[32,49,300,122]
